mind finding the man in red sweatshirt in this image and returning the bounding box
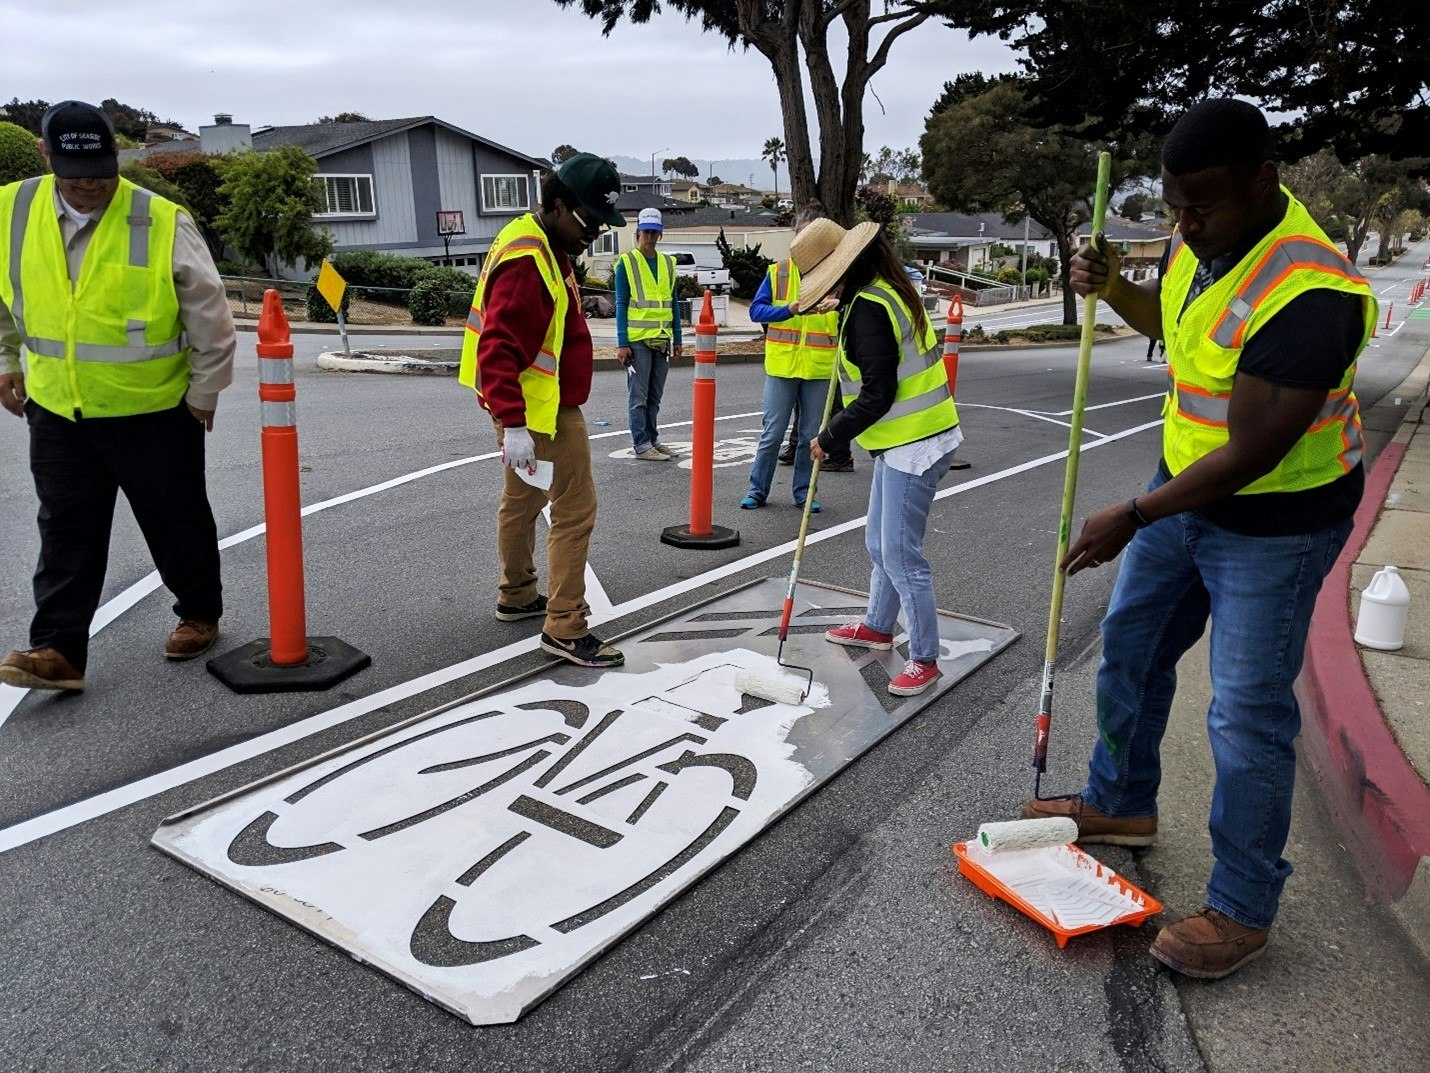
[458,153,626,668]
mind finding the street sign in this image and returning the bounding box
[316,259,346,312]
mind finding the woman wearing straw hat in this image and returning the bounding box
[793,220,963,697]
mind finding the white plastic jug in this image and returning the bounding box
[1355,565,1411,651]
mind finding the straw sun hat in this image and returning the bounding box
[790,219,881,306]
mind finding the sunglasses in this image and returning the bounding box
[570,204,608,237]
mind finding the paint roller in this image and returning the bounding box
[738,351,847,708]
[974,817,1077,854]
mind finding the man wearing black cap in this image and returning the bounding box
[458,152,626,668]
[1023,99,1377,978]
[0,101,236,693]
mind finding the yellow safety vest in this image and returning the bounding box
[619,249,675,343]
[763,259,838,380]
[0,175,189,420]
[1161,188,1377,493]
[839,279,958,452]
[459,214,570,437]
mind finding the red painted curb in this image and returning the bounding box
[1299,439,1430,901]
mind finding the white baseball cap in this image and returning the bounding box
[637,208,664,232]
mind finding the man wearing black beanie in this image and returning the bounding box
[1024,99,1378,979]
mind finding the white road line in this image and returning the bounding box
[1007,408,1107,438]
[0,418,1163,856]
[1377,284,1398,294]
[1387,320,1405,337]
[1039,392,1166,418]
[0,410,765,731]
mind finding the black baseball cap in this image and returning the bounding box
[41,101,119,180]
[555,152,626,228]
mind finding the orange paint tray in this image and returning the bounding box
[953,838,1162,947]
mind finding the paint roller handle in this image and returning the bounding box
[778,599,795,640]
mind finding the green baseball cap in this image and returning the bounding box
[554,152,626,228]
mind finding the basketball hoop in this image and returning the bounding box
[436,211,466,265]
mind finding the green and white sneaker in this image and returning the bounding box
[540,632,625,668]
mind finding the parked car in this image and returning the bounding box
[668,250,732,292]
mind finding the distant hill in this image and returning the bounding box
[607,155,791,193]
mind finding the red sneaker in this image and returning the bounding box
[824,621,894,650]
[888,659,941,696]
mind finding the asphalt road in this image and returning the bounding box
[0,247,1425,1071]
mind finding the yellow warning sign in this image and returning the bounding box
[316,259,346,313]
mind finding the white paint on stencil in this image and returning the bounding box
[160,649,818,1023]
[939,637,997,662]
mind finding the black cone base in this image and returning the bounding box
[660,523,740,550]
[208,636,371,694]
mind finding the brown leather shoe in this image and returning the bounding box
[165,619,219,661]
[0,647,85,691]
[1020,793,1157,846]
[1150,905,1269,979]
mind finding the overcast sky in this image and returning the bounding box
[5,0,1022,177]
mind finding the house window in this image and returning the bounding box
[481,174,531,213]
[588,231,619,257]
[315,174,375,217]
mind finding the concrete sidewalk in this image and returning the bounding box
[1298,340,1430,957]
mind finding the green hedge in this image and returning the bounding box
[407,278,452,326]
[413,266,477,317]
[329,250,434,297]
[305,282,351,323]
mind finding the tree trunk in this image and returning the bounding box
[1054,230,1076,325]
[737,2,816,213]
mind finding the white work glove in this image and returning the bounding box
[502,425,537,473]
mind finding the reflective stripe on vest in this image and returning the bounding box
[763,260,838,380]
[838,279,957,452]
[458,214,569,437]
[1209,237,1369,348]
[621,250,675,342]
[1160,188,1377,493]
[1,175,189,419]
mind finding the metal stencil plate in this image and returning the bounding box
[152,580,1016,1024]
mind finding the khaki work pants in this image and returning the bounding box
[495,406,596,640]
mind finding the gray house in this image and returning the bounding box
[251,117,548,272]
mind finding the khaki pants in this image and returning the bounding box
[495,406,596,640]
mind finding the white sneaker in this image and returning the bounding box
[652,443,679,457]
[635,447,670,461]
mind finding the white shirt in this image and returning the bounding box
[882,423,964,477]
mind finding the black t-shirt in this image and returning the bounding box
[819,296,899,453]
[1160,244,1366,536]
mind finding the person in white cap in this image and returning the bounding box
[615,207,683,460]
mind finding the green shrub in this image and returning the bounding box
[674,274,703,300]
[716,228,773,299]
[995,267,1023,285]
[214,259,253,277]
[408,278,452,325]
[330,249,432,297]
[0,121,44,185]
[415,265,477,316]
[306,281,351,323]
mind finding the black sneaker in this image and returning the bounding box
[495,594,547,622]
[777,447,796,466]
[823,457,855,473]
[540,631,625,668]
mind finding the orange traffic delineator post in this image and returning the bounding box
[943,295,972,471]
[1384,301,1393,329]
[661,290,740,550]
[208,290,371,693]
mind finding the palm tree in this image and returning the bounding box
[762,136,785,201]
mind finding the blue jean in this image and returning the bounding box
[625,341,669,453]
[746,375,829,504]
[1085,474,1352,928]
[863,447,960,663]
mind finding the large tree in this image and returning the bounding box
[555,1,959,223]
[1282,152,1429,264]
[214,146,332,278]
[149,152,230,258]
[761,136,785,197]
[663,154,700,179]
[922,78,1154,323]
[967,1,1430,168]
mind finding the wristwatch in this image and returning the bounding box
[1125,498,1152,528]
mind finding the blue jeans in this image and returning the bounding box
[625,341,669,453]
[1085,474,1353,928]
[863,447,960,663]
[746,375,828,504]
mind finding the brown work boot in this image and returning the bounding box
[1150,905,1269,979]
[0,647,85,691]
[165,620,219,661]
[1020,793,1157,846]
